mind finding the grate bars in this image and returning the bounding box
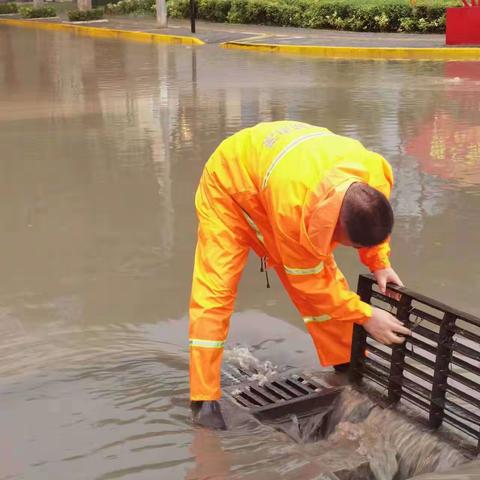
[350,274,480,454]
[226,371,342,434]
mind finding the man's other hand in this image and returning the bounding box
[373,267,404,297]
[364,307,411,345]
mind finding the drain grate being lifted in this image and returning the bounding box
[226,372,342,439]
[350,274,480,454]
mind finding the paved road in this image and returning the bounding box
[169,19,446,47]
[26,16,447,47]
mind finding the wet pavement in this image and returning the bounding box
[103,18,448,47]
[1,21,480,480]
[0,15,449,47]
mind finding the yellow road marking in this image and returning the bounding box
[0,18,205,45]
[221,41,480,61]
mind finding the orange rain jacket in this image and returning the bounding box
[189,121,393,401]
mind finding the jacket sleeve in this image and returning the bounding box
[358,241,391,272]
[275,227,372,325]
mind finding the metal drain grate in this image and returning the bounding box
[350,274,480,454]
[226,373,342,426]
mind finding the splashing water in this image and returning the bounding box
[224,346,279,386]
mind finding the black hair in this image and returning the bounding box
[341,182,394,247]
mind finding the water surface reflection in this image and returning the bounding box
[0,25,479,479]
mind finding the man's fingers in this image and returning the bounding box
[387,319,411,336]
[365,308,412,347]
[389,316,404,326]
[385,274,403,300]
[375,332,405,345]
[388,332,407,344]
[385,289,401,301]
[378,325,411,345]
[394,325,412,336]
[375,269,405,300]
[390,318,411,332]
[393,273,404,287]
[389,273,404,287]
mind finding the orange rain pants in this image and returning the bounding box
[189,121,394,401]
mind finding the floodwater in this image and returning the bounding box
[0,25,479,480]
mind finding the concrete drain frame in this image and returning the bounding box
[350,273,480,455]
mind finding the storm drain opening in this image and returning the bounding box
[223,365,471,479]
[350,273,480,457]
[225,370,343,443]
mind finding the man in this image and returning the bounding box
[189,121,410,428]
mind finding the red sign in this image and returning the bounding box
[446,7,480,45]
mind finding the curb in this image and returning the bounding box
[221,41,480,61]
[0,18,205,45]
[64,19,109,25]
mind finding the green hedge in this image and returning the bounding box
[19,5,57,18]
[0,2,18,14]
[105,0,156,15]
[170,0,449,33]
[106,0,455,33]
[68,7,104,20]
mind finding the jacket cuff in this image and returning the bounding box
[368,257,391,273]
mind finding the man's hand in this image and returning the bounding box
[364,307,411,345]
[373,267,404,295]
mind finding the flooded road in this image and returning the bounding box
[0,26,479,479]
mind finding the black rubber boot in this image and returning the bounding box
[191,400,227,430]
[333,362,350,374]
